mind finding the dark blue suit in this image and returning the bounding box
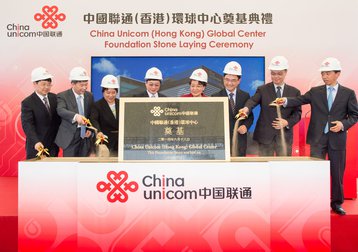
[287,84,358,207]
[212,88,254,156]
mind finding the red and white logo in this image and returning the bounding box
[97,171,139,203]
[34,5,66,29]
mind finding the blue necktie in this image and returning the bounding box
[76,95,86,138]
[324,87,334,133]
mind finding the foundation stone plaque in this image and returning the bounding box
[119,97,230,161]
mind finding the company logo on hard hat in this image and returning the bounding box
[111,79,116,84]
[324,61,330,66]
[233,66,238,70]
[34,5,66,29]
[274,61,280,66]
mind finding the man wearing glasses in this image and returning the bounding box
[212,61,253,156]
[240,56,302,156]
[21,67,61,159]
[55,67,94,157]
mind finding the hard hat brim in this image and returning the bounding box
[319,67,342,72]
[70,76,90,81]
[32,74,54,82]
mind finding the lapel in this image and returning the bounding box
[48,93,57,116]
[234,88,242,114]
[68,89,78,113]
[319,85,329,112]
[32,92,51,116]
[83,92,89,115]
[115,99,119,119]
[331,84,342,112]
[268,83,277,101]
[102,98,116,121]
[281,83,289,97]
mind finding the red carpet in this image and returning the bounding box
[331,199,358,252]
[1,177,357,251]
[0,177,17,252]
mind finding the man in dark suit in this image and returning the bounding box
[241,56,302,156]
[91,74,120,156]
[55,67,94,157]
[282,57,358,215]
[134,67,166,97]
[212,61,254,156]
[21,67,60,159]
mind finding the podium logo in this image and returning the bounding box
[34,5,66,29]
[97,171,138,203]
[150,106,164,117]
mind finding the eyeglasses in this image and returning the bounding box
[37,82,53,88]
[224,78,238,83]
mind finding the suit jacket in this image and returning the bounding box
[287,84,358,149]
[21,92,60,159]
[212,88,254,155]
[245,82,302,144]
[55,89,94,149]
[91,98,119,153]
[134,91,166,97]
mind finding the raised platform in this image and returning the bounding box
[1,176,358,251]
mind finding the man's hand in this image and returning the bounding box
[238,125,247,134]
[270,97,286,106]
[235,108,249,120]
[97,132,105,139]
[85,130,92,138]
[272,118,288,129]
[330,121,343,132]
[34,142,44,151]
[75,114,86,125]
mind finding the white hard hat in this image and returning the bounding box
[69,67,90,81]
[145,67,163,81]
[268,56,289,70]
[101,74,119,88]
[319,57,342,71]
[190,69,208,83]
[223,61,242,76]
[31,67,53,82]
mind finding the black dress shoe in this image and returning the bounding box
[332,206,346,215]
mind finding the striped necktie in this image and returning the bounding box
[229,93,235,114]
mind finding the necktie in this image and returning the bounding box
[324,87,334,133]
[43,97,51,114]
[229,93,235,115]
[76,95,86,138]
[151,94,156,98]
[276,86,282,98]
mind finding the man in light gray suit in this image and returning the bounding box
[55,67,94,157]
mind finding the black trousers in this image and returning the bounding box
[63,128,92,157]
[258,135,292,156]
[310,133,346,208]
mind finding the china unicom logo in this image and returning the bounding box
[150,106,164,117]
[34,5,66,29]
[97,171,138,203]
